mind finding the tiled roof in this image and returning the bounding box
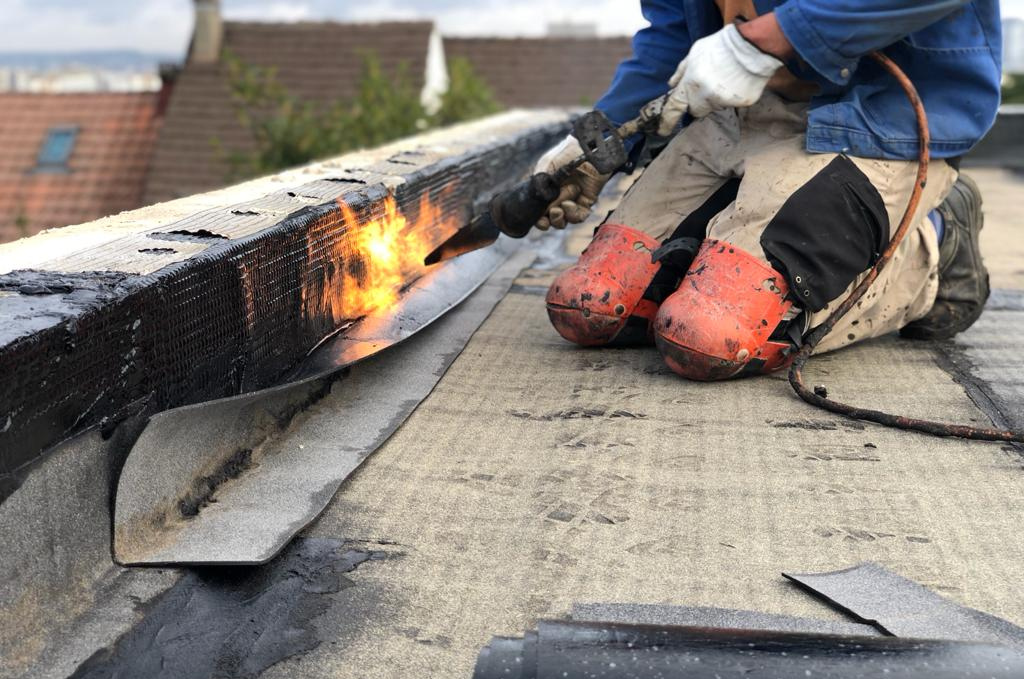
[143,21,434,205]
[0,92,161,243]
[445,37,632,108]
[144,23,633,206]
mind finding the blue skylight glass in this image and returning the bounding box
[36,127,79,170]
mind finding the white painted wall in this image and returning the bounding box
[421,28,449,116]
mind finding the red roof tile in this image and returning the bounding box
[0,92,161,243]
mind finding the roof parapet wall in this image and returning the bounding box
[0,109,572,500]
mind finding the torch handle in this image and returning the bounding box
[490,169,568,239]
[493,97,668,241]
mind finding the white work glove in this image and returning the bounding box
[658,23,783,136]
[533,136,610,230]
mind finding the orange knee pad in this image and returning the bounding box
[655,239,796,381]
[546,224,663,347]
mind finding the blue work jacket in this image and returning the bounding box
[595,0,1002,160]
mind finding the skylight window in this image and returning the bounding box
[36,126,79,172]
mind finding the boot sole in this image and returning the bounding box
[898,293,988,341]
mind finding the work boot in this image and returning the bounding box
[901,174,990,341]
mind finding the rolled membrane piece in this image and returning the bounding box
[474,620,1024,679]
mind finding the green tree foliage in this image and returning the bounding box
[1002,73,1024,105]
[218,55,327,178]
[13,209,29,238]
[433,57,502,127]
[219,51,502,180]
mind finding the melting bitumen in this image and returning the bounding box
[0,118,568,505]
[69,538,385,679]
[931,296,1024,439]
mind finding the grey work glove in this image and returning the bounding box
[533,136,610,230]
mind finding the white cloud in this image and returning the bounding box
[342,0,646,37]
[1004,0,1024,19]
[0,0,642,58]
[4,0,1020,57]
[0,0,191,54]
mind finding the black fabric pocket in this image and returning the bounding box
[642,178,743,304]
[760,156,889,312]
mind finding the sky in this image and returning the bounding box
[2,0,1023,57]
[0,0,648,56]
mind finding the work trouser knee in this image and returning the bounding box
[652,153,959,380]
[547,95,958,374]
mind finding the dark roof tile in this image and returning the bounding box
[445,36,632,108]
[144,24,634,205]
[143,21,434,204]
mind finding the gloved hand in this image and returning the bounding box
[533,136,610,230]
[658,23,783,136]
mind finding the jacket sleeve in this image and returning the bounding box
[774,0,972,85]
[594,0,692,124]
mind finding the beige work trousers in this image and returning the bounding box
[610,92,958,354]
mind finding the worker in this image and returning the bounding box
[540,1,1000,380]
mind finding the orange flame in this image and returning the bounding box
[310,190,459,325]
[339,197,408,314]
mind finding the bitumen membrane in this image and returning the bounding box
[9,168,1024,679]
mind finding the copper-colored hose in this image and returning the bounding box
[787,52,1024,443]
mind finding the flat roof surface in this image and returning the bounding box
[270,167,1024,678]
[26,167,1024,679]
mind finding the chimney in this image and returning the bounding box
[546,22,598,38]
[190,0,223,64]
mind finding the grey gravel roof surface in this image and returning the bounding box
[12,169,1024,679]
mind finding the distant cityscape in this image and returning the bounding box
[0,50,173,93]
